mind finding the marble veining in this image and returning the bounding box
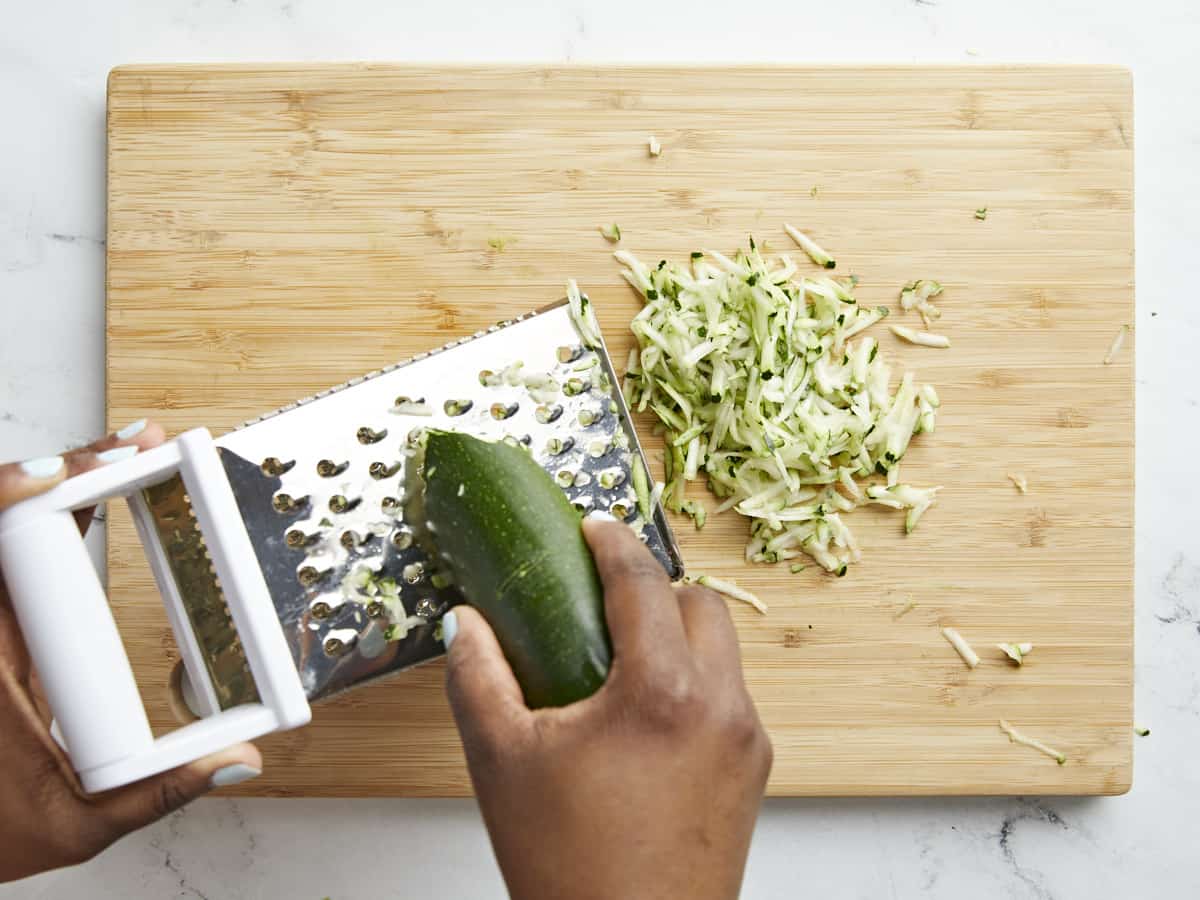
[2,0,1199,897]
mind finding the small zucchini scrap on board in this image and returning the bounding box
[405,430,612,708]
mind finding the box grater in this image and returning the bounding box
[0,299,682,793]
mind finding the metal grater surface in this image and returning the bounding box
[152,300,682,708]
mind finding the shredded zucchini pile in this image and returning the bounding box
[617,233,942,574]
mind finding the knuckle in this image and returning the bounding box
[152,777,193,819]
[443,651,470,698]
[719,704,762,749]
[715,694,771,776]
[758,730,775,776]
[678,585,736,635]
[640,669,703,732]
[744,712,774,778]
[463,719,527,776]
[605,552,665,587]
[747,728,774,784]
[679,583,723,609]
[462,733,506,775]
[443,650,483,708]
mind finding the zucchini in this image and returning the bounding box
[407,430,611,708]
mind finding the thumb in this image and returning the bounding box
[442,607,530,753]
[92,742,262,836]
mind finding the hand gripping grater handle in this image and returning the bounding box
[0,429,310,793]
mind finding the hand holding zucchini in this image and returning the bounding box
[406,430,612,708]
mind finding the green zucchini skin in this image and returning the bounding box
[418,431,611,708]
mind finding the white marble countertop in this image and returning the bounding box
[2,1,1197,897]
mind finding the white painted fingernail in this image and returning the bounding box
[20,456,65,479]
[442,610,459,649]
[115,419,147,440]
[210,763,261,788]
[96,445,139,465]
[586,510,617,522]
[49,718,67,752]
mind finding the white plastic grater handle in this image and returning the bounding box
[0,428,310,793]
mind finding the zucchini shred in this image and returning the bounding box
[615,233,943,575]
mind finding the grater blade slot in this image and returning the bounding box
[141,475,260,710]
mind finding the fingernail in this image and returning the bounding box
[49,718,67,751]
[442,610,459,649]
[586,510,617,523]
[210,763,261,788]
[96,445,139,465]
[20,456,65,479]
[115,419,147,440]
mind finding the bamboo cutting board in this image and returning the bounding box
[106,65,1134,796]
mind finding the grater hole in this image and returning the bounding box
[391,529,414,550]
[444,398,473,417]
[598,469,625,490]
[392,395,430,415]
[272,493,309,514]
[381,496,401,515]
[286,529,317,548]
[557,345,583,363]
[329,494,361,514]
[563,378,590,397]
[535,404,563,424]
[298,566,330,587]
[310,600,334,620]
[490,402,519,420]
[402,562,425,584]
[545,436,574,455]
[369,461,401,480]
[357,426,387,444]
[261,457,295,477]
[317,459,349,478]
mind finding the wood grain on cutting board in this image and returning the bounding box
[106,65,1133,796]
